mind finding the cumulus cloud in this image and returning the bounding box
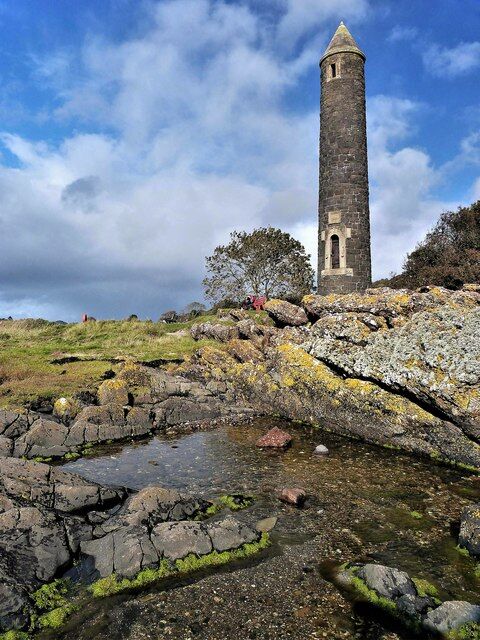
[423,41,480,78]
[0,0,473,320]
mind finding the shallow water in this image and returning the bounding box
[63,421,480,638]
[63,420,480,634]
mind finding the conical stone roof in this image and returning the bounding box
[320,22,366,64]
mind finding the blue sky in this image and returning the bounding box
[0,0,479,320]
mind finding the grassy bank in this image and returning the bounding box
[0,316,221,410]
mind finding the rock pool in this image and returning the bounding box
[58,419,479,640]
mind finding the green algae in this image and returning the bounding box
[90,559,173,598]
[217,494,254,511]
[90,534,270,599]
[31,579,70,611]
[412,577,439,599]
[37,604,77,630]
[447,622,480,640]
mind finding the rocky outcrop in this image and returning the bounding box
[1,364,254,460]
[264,299,308,327]
[0,457,263,633]
[181,286,480,470]
[339,562,480,637]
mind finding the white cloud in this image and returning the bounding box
[0,0,473,319]
[277,0,369,47]
[387,25,417,43]
[367,96,460,279]
[423,41,480,78]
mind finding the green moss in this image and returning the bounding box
[412,577,439,599]
[0,632,30,640]
[218,494,254,511]
[63,451,80,461]
[349,575,397,615]
[176,533,270,573]
[33,456,52,463]
[457,545,471,557]
[31,579,70,611]
[410,511,423,520]
[447,622,480,640]
[90,560,174,598]
[90,534,270,599]
[37,604,77,629]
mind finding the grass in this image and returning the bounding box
[0,316,223,409]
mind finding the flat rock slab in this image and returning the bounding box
[256,427,292,449]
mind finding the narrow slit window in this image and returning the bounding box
[331,234,340,269]
[330,63,337,78]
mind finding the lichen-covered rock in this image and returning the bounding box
[98,379,130,406]
[191,322,239,342]
[186,339,480,469]
[305,306,480,441]
[264,299,308,327]
[53,397,81,423]
[458,503,480,556]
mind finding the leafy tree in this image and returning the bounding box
[375,200,480,290]
[183,302,207,318]
[203,227,314,303]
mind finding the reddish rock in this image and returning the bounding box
[278,488,307,507]
[256,427,292,449]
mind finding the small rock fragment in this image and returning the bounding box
[255,517,278,533]
[314,444,329,455]
[278,488,306,507]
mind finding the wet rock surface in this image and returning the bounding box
[340,562,480,636]
[256,426,292,448]
[458,502,480,556]
[0,454,262,633]
[181,286,480,470]
[58,422,480,639]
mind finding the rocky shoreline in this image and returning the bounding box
[0,285,479,638]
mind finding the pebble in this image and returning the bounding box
[314,445,329,455]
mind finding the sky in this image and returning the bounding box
[0,0,479,321]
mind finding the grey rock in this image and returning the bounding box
[190,322,239,342]
[264,300,308,327]
[423,601,480,633]
[459,503,480,556]
[207,516,259,552]
[357,564,416,599]
[152,521,213,560]
[314,445,329,455]
[0,435,13,457]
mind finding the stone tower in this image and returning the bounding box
[317,22,371,295]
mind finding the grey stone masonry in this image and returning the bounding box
[318,23,372,294]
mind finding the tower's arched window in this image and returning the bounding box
[331,234,340,269]
[330,63,337,78]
